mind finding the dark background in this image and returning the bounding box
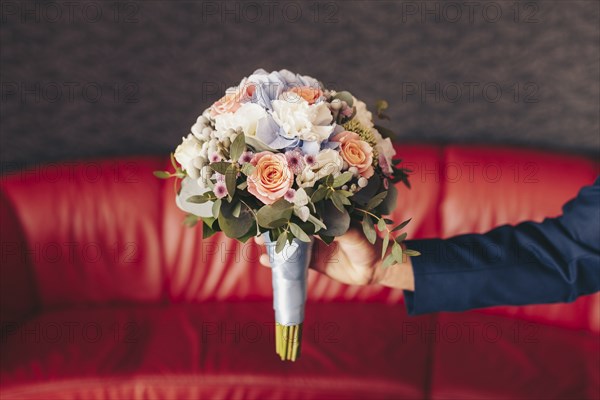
[1,0,599,169]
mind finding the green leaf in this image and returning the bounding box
[217,200,254,239]
[237,181,248,190]
[381,231,390,259]
[336,190,353,198]
[319,234,335,245]
[381,253,395,268]
[153,170,172,179]
[275,232,288,254]
[225,165,237,199]
[320,202,350,236]
[362,213,377,245]
[307,214,327,231]
[187,195,208,204]
[212,198,222,218]
[202,216,216,229]
[241,163,255,176]
[232,201,242,218]
[202,221,218,239]
[392,241,403,264]
[377,218,386,232]
[268,218,289,228]
[210,162,231,175]
[333,172,353,188]
[404,249,421,257]
[170,153,178,169]
[230,132,246,162]
[183,214,199,227]
[311,185,328,203]
[392,218,412,232]
[384,218,394,224]
[395,232,408,243]
[367,191,388,210]
[331,192,346,212]
[255,200,293,229]
[325,174,334,186]
[379,184,397,215]
[289,223,311,242]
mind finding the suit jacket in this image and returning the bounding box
[404,177,600,315]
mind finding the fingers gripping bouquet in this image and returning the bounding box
[156,69,418,361]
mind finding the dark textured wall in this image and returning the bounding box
[1,0,599,169]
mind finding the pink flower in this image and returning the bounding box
[285,149,305,174]
[238,151,254,164]
[331,131,374,178]
[247,152,294,205]
[210,91,242,117]
[284,189,296,202]
[283,86,323,105]
[214,182,228,199]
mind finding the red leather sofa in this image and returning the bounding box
[1,144,598,399]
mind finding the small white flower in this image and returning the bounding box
[294,206,310,222]
[296,149,344,188]
[293,188,309,207]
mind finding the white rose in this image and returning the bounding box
[294,206,310,222]
[352,97,374,129]
[375,135,396,175]
[271,99,334,143]
[214,102,267,137]
[174,134,203,179]
[296,149,343,188]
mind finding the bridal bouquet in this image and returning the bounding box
[156,69,417,361]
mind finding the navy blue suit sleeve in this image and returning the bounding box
[403,177,600,315]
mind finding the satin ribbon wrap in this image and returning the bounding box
[263,232,314,326]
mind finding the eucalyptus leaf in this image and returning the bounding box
[378,184,397,214]
[256,200,293,229]
[217,200,254,239]
[395,232,408,243]
[319,234,335,245]
[351,174,381,205]
[392,218,412,232]
[333,172,353,188]
[202,221,219,239]
[320,202,350,236]
[230,132,246,162]
[268,218,289,228]
[225,165,237,198]
[377,218,386,232]
[212,198,222,219]
[246,135,278,153]
[153,171,172,179]
[381,231,390,259]
[392,241,403,264]
[210,162,231,175]
[331,192,346,212]
[362,213,377,245]
[187,194,210,204]
[307,214,327,231]
[367,191,388,210]
[311,186,327,203]
[289,223,311,242]
[183,214,199,227]
[237,181,248,190]
[382,253,395,268]
[404,249,421,257]
[275,232,288,254]
[232,201,242,218]
[241,163,255,176]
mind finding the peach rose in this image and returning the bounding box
[247,152,294,205]
[285,86,323,105]
[210,91,242,117]
[332,131,374,178]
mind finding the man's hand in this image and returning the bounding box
[255,227,415,290]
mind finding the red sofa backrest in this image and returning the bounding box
[1,145,598,332]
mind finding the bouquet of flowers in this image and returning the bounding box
[156,69,418,361]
